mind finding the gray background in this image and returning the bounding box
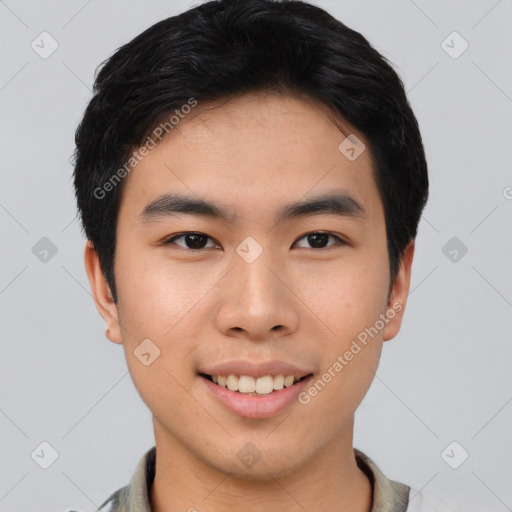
[1,0,511,511]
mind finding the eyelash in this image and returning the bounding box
[163,231,347,251]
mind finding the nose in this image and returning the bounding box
[215,247,300,342]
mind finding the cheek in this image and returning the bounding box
[296,253,389,340]
[116,262,203,414]
[116,250,208,339]
[114,253,205,392]
[293,251,388,402]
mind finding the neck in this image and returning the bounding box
[150,419,372,512]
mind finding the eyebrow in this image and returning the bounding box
[138,192,366,224]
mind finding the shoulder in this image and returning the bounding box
[93,446,156,512]
[95,485,131,512]
[407,487,460,512]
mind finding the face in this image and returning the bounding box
[85,92,413,480]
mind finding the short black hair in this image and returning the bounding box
[73,0,428,304]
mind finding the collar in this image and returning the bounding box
[98,446,410,512]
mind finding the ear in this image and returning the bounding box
[383,240,415,342]
[84,240,123,344]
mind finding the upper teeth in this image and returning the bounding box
[212,374,298,394]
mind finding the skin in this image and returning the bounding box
[85,92,414,512]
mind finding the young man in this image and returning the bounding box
[73,1,454,510]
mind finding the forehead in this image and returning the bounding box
[118,92,382,226]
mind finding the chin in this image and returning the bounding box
[200,441,309,481]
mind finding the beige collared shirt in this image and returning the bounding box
[96,446,456,512]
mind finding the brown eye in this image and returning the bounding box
[165,233,218,250]
[294,232,345,249]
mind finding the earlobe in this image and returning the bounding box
[83,240,123,344]
[383,240,415,342]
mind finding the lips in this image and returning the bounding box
[197,360,314,418]
[199,360,312,380]
[198,360,312,395]
[200,373,310,395]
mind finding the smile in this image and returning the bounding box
[199,371,314,418]
[200,373,312,396]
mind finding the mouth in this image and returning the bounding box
[197,360,315,418]
[199,372,313,396]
